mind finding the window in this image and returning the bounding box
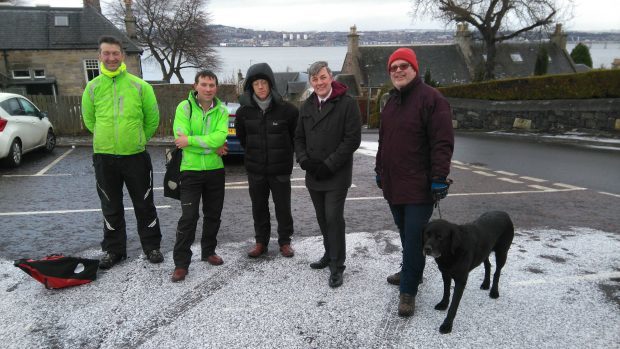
[34,69,45,78]
[84,59,100,82]
[18,97,39,117]
[510,53,523,62]
[0,98,25,115]
[12,70,30,79]
[55,15,69,26]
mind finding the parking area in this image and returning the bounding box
[0,139,619,347]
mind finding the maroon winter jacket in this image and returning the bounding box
[375,76,454,205]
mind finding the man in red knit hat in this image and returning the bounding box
[375,47,454,316]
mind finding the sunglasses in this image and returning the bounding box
[389,63,411,73]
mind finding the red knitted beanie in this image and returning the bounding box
[387,48,419,74]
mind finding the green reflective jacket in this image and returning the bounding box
[173,92,228,171]
[82,70,159,155]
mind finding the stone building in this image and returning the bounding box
[341,24,578,90]
[0,0,142,96]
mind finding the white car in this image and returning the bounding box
[0,93,55,167]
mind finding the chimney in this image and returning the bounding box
[347,25,359,56]
[550,23,567,50]
[124,0,137,40]
[83,0,101,13]
[455,22,476,80]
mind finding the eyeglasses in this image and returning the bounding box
[389,63,411,73]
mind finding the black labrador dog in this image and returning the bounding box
[423,211,514,334]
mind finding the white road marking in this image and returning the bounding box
[0,205,172,217]
[599,191,620,198]
[495,170,518,176]
[497,177,524,184]
[520,176,547,182]
[451,160,464,165]
[473,170,496,177]
[528,184,557,191]
[452,165,469,170]
[345,187,587,201]
[155,182,357,191]
[36,148,74,175]
[356,148,377,157]
[512,271,620,286]
[2,173,72,177]
[470,165,488,170]
[553,182,586,190]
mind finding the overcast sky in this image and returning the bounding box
[31,0,620,32]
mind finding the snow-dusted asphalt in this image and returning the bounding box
[2,227,619,348]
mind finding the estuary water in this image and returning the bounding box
[142,43,620,82]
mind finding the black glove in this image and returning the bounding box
[431,177,452,201]
[376,175,382,189]
[315,162,334,180]
[300,159,322,174]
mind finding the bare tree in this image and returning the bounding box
[410,0,573,79]
[107,0,220,83]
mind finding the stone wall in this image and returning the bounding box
[448,98,620,132]
[1,50,141,96]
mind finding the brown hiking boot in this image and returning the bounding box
[247,243,267,258]
[398,293,415,317]
[279,244,294,257]
[171,268,188,282]
[204,254,224,266]
[387,271,400,285]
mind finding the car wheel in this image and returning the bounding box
[4,139,22,167]
[44,129,56,153]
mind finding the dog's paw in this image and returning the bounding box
[480,282,490,290]
[490,289,500,299]
[435,301,449,310]
[439,322,453,334]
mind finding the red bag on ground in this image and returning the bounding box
[14,254,99,289]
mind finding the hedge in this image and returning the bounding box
[438,69,620,100]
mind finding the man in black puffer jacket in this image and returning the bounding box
[235,63,299,258]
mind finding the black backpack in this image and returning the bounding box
[163,98,192,200]
[14,254,99,289]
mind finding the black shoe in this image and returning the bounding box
[99,252,126,270]
[387,271,400,285]
[310,257,330,269]
[329,271,343,288]
[146,249,164,264]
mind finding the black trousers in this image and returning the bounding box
[308,188,349,273]
[93,152,161,256]
[173,169,225,269]
[247,173,294,246]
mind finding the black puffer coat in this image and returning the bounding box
[235,63,299,175]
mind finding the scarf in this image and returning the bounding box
[100,62,127,78]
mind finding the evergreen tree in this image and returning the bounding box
[570,43,593,68]
[534,46,549,76]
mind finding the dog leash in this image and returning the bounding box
[434,200,444,219]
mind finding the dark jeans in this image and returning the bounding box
[389,203,434,295]
[173,169,225,269]
[247,173,294,246]
[93,151,161,255]
[308,188,349,273]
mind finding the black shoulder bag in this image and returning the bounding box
[163,99,192,200]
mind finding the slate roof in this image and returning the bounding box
[349,41,576,87]
[470,42,576,79]
[355,44,471,87]
[0,6,140,52]
[272,72,299,96]
[334,74,361,96]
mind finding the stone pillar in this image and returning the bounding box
[455,23,476,80]
[83,0,101,13]
[550,24,567,50]
[124,0,137,40]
